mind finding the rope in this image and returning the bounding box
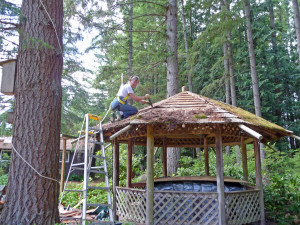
[39,0,63,54]
[11,143,59,183]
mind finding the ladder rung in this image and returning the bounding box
[90,222,114,225]
[88,169,107,174]
[87,186,110,190]
[88,154,106,160]
[64,189,83,192]
[60,216,82,220]
[72,163,84,167]
[91,166,104,169]
[72,167,85,171]
[86,203,111,208]
[88,140,104,145]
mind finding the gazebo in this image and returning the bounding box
[102,90,294,225]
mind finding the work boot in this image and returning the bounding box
[115,111,123,121]
[110,112,116,122]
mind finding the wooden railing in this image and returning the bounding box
[225,190,261,225]
[116,187,261,225]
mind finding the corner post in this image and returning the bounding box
[204,136,209,176]
[113,139,120,221]
[127,138,133,188]
[162,137,167,177]
[241,137,249,181]
[146,125,154,225]
[215,125,226,224]
[254,139,265,225]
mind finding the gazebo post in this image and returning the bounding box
[204,136,209,176]
[254,139,265,225]
[162,137,167,177]
[113,138,120,221]
[215,125,226,225]
[146,125,154,225]
[241,137,248,181]
[127,138,133,188]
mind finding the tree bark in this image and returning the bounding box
[167,147,181,176]
[180,0,192,92]
[226,0,237,107]
[0,0,63,224]
[221,0,230,106]
[268,0,281,121]
[292,0,300,64]
[166,0,180,176]
[127,1,134,105]
[245,0,265,162]
[128,0,133,76]
[244,0,262,117]
[166,0,179,97]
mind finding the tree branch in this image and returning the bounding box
[116,1,166,8]
[1,27,17,31]
[0,20,19,28]
[93,24,162,33]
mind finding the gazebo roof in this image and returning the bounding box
[103,91,293,147]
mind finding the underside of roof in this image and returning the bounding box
[103,91,293,146]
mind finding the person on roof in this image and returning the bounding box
[110,76,150,121]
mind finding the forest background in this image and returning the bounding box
[0,0,299,224]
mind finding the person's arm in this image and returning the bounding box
[129,93,147,101]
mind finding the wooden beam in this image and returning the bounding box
[162,137,167,177]
[215,125,226,225]
[127,138,133,188]
[60,138,67,193]
[204,136,209,176]
[241,137,248,181]
[146,125,154,225]
[109,125,132,140]
[113,139,120,221]
[239,124,263,140]
[290,134,300,141]
[254,140,265,225]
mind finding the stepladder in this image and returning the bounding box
[59,114,114,225]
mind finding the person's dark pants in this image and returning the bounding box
[110,97,138,119]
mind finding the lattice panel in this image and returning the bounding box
[153,191,219,225]
[225,190,261,225]
[116,187,146,223]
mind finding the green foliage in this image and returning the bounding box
[60,181,111,207]
[263,147,300,224]
[264,175,300,224]
[68,173,84,182]
[0,174,8,185]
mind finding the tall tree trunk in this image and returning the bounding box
[221,0,230,106]
[0,0,63,224]
[228,30,237,106]
[221,0,231,156]
[166,0,179,97]
[166,0,180,176]
[244,0,262,117]
[224,0,239,161]
[128,0,133,76]
[226,0,237,107]
[244,0,265,162]
[223,42,231,105]
[292,0,300,64]
[128,1,134,105]
[180,0,193,92]
[268,0,282,121]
